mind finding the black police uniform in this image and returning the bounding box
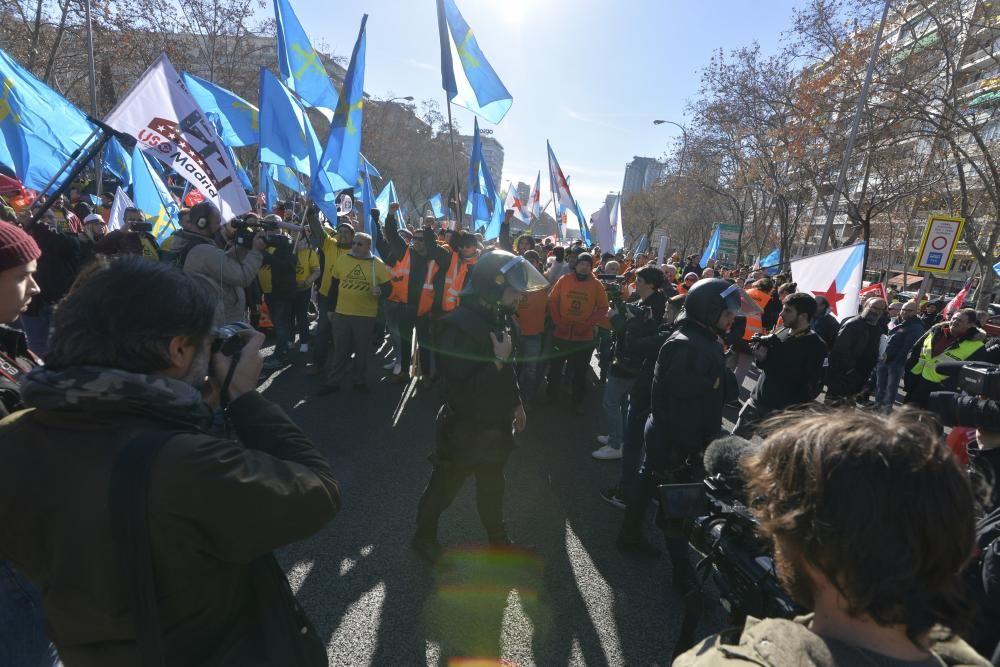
[415,298,520,548]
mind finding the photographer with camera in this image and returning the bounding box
[733,292,827,437]
[593,266,666,460]
[928,372,1000,662]
[95,206,160,261]
[676,408,990,667]
[0,258,341,666]
[256,216,298,371]
[166,202,264,324]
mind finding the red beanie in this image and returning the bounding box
[0,222,42,273]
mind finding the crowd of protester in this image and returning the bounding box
[0,189,999,665]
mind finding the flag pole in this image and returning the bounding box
[83,0,103,197]
[26,126,114,228]
[444,98,464,230]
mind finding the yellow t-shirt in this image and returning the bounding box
[331,253,391,317]
[319,237,352,296]
[257,247,276,293]
[296,247,320,287]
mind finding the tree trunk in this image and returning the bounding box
[975,264,995,310]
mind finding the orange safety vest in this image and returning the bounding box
[389,249,411,304]
[742,288,772,341]
[442,254,470,312]
[417,261,440,316]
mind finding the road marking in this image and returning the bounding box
[500,588,536,666]
[286,559,313,595]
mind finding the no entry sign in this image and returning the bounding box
[913,214,965,273]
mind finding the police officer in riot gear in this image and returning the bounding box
[413,250,549,563]
[619,279,755,556]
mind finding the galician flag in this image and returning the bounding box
[107,186,133,232]
[503,183,526,222]
[104,53,250,222]
[609,193,623,251]
[790,243,866,320]
[527,170,541,220]
[547,141,575,217]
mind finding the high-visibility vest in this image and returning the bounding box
[743,288,772,341]
[388,249,411,304]
[417,261,440,317]
[442,254,470,312]
[910,327,984,383]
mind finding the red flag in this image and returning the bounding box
[859,282,887,302]
[941,278,974,318]
[184,189,205,208]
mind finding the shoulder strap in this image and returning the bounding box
[109,430,177,667]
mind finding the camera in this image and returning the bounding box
[597,273,625,302]
[748,331,783,351]
[658,473,800,623]
[212,322,254,357]
[960,365,1000,401]
[127,220,154,233]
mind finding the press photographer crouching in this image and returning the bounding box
[675,409,991,667]
[0,258,340,667]
[929,362,1000,663]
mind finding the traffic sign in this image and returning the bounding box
[913,214,965,273]
[718,223,741,255]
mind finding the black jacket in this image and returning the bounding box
[811,311,839,350]
[648,319,737,469]
[435,299,521,467]
[261,236,297,299]
[609,291,666,378]
[0,325,36,418]
[827,316,881,396]
[383,213,450,307]
[25,220,80,313]
[749,329,828,411]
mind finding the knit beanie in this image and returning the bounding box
[0,221,42,272]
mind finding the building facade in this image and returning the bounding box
[622,157,665,197]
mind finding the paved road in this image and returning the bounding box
[257,342,738,666]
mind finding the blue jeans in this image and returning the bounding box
[601,375,634,448]
[875,362,904,408]
[0,561,60,666]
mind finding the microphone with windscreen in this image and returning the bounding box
[703,435,758,499]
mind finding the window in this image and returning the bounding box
[959,258,974,272]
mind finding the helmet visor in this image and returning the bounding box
[500,255,549,293]
[721,283,763,317]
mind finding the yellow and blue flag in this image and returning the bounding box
[375,179,398,220]
[574,198,592,245]
[314,15,368,200]
[0,48,95,192]
[260,164,279,213]
[274,0,338,113]
[130,145,179,242]
[482,190,504,240]
[436,0,512,124]
[266,162,304,194]
[103,136,132,187]
[360,153,380,181]
[182,72,259,147]
[429,193,445,219]
[360,163,378,252]
[259,67,321,177]
[465,118,497,221]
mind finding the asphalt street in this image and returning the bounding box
[257,342,741,666]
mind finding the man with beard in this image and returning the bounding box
[0,258,341,666]
[675,409,988,666]
[166,202,264,324]
[825,297,887,403]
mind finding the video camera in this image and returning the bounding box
[657,437,801,624]
[597,273,626,302]
[229,215,303,249]
[927,362,1000,431]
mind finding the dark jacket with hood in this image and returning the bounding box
[0,324,36,418]
[0,366,340,667]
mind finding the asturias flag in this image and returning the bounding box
[273,0,338,113]
[790,243,865,320]
[130,144,179,242]
[436,0,512,124]
[0,47,96,192]
[182,72,259,147]
[314,15,368,199]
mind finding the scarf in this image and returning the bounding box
[21,365,214,429]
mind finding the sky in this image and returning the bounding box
[293,0,804,217]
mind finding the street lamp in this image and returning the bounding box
[384,95,415,104]
[653,119,688,174]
